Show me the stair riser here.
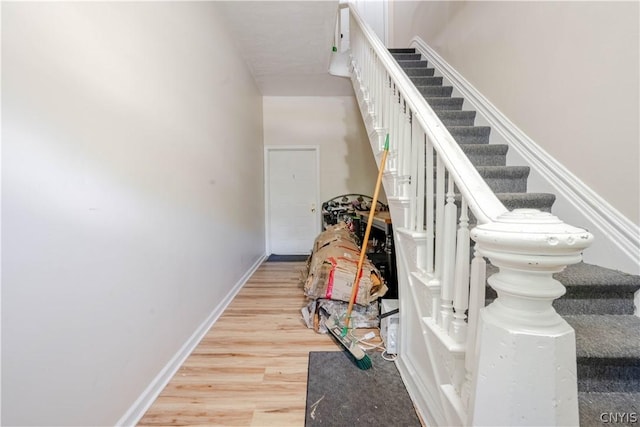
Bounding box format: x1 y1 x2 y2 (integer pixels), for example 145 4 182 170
389 48 416 54
434 175 528 194
431 146 508 166
404 68 436 77
425 97 464 111
448 128 491 145
433 154 506 167
486 295 636 316
417 86 453 97
500 196 555 212
437 111 477 126
577 361 640 392
463 154 506 167
410 76 443 87
392 53 421 61
398 60 429 68
483 177 527 193
554 298 637 316
457 146 509 166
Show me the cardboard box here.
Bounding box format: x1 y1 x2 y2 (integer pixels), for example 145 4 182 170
304 221 388 306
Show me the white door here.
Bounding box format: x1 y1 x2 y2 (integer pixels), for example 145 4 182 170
266 147 320 255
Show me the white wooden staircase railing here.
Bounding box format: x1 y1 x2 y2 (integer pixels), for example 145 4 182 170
340 3 594 426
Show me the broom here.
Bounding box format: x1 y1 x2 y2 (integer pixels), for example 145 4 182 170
326 134 390 370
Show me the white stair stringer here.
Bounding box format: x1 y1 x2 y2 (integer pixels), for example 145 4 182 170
382 151 398 177
382 170 396 201
368 127 387 153
387 196 410 228
394 227 465 426
350 58 381 133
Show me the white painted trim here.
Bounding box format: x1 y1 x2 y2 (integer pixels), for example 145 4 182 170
116 253 267 427
264 145 321 255
396 354 443 427
410 36 640 274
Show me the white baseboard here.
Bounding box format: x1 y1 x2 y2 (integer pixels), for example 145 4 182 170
116 253 267 426
410 37 640 274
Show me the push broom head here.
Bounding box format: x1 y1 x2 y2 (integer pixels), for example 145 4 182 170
325 314 372 370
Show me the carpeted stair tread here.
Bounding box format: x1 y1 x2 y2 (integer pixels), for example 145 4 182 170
425 97 464 110
476 165 530 178
404 68 436 77
496 192 556 212
577 360 640 393
553 263 640 314
568 314 640 393
448 126 491 144
436 166 529 193
388 48 416 54
397 59 429 68
564 315 640 359
410 76 443 87
579 392 640 426
436 110 477 126
458 144 508 166
416 85 453 97
555 262 640 289
476 167 530 194
554 297 637 315
391 53 421 61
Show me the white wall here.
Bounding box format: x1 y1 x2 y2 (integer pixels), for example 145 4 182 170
1 3 264 425
352 0 389 45
391 1 640 226
263 96 385 203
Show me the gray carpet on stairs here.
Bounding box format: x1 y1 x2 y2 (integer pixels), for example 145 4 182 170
411 76 443 86
390 47 640 422
436 110 476 126
459 144 508 166
404 68 435 77
567 314 640 360
579 392 640 427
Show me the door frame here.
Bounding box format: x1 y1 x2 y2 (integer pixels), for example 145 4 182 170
264 145 321 255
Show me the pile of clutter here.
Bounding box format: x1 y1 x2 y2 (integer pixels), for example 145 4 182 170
301 222 388 333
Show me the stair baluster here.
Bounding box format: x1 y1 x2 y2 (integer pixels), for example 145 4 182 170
461 247 487 412
425 135 435 275
440 178 457 332
452 199 470 344
434 157 446 326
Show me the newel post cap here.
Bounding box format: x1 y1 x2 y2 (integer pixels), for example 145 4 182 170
471 209 593 266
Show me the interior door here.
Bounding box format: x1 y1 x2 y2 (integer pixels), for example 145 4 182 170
266 147 320 255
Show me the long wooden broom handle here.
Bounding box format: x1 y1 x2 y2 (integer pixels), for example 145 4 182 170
344 135 390 329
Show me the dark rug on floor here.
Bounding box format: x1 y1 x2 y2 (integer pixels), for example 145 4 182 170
305 351 421 426
266 254 308 262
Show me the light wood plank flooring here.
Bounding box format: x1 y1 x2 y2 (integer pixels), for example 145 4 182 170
138 261 374 426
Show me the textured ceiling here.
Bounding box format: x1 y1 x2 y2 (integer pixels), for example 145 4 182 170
217 1 353 96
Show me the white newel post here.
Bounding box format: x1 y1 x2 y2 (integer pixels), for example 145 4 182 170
469 209 593 426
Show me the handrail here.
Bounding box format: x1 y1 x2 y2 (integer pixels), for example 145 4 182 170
347 3 508 224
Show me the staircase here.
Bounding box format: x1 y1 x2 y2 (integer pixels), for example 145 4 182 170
390 47 640 426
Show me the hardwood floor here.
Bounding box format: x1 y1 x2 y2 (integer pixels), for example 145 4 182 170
138 261 371 426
